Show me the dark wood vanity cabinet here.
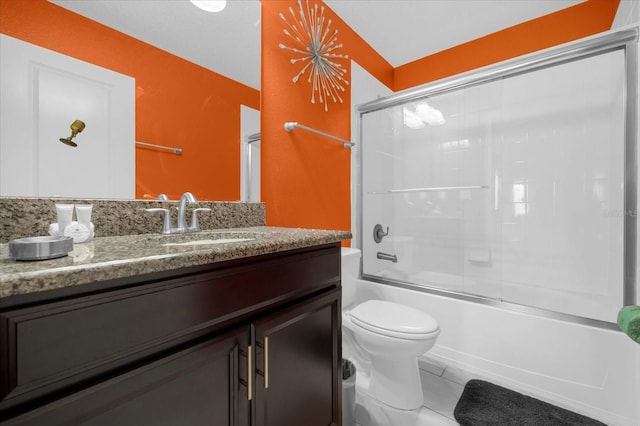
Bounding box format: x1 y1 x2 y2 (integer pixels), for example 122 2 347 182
252 289 340 426
0 244 342 425
1 327 251 425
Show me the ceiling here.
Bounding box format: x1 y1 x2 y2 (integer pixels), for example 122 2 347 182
325 0 585 67
52 0 262 88
51 0 585 90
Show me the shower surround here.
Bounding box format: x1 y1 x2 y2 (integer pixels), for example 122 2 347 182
354 28 640 425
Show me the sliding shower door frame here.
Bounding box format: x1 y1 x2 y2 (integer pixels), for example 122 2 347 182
356 26 639 330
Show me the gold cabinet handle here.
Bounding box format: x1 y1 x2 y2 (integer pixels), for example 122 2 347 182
239 345 253 401
247 345 253 401
255 338 270 390
264 337 269 389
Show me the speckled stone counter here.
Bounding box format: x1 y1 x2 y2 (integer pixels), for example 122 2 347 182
0 227 351 298
0 197 265 243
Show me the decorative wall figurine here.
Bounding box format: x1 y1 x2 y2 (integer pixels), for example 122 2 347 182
279 0 349 112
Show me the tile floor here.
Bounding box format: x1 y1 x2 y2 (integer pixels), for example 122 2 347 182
352 356 466 426
351 355 614 425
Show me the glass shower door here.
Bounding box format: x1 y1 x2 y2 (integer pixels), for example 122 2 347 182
360 48 627 323
362 84 502 300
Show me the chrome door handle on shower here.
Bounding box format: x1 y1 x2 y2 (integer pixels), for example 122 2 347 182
377 252 398 263
373 224 389 243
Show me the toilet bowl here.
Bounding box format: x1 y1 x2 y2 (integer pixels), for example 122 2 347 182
341 248 440 411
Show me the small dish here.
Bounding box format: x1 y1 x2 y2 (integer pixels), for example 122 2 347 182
8 236 74 261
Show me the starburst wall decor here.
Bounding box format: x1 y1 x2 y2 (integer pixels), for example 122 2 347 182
279 0 349 112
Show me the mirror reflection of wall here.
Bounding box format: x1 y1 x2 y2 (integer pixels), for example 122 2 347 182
240 106 261 202
0 0 261 201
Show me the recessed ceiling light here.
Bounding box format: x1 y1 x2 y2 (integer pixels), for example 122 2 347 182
190 0 227 13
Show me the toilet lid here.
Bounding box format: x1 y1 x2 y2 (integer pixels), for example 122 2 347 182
349 300 439 338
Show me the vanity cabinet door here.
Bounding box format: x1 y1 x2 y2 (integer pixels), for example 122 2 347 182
252 288 341 426
5 328 250 426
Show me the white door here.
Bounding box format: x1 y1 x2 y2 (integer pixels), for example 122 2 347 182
0 34 135 198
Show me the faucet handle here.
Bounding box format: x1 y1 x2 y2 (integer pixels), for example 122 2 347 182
189 208 211 232
145 208 172 234
373 224 389 243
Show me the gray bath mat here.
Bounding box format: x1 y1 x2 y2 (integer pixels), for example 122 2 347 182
454 379 607 426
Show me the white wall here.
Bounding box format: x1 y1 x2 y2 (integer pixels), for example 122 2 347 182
612 0 640 28
350 61 393 247
613 0 640 313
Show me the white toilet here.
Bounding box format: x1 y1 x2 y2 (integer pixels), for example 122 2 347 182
341 248 440 411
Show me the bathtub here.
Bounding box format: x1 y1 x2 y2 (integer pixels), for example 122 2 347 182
352 277 640 426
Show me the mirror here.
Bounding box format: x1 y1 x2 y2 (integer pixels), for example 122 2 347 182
0 0 261 201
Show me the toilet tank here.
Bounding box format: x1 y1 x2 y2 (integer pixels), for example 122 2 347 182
341 248 361 308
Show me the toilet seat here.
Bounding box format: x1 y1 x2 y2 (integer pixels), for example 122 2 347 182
349 300 440 340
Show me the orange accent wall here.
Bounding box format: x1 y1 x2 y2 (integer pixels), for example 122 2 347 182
260 0 392 235
2 0 620 236
0 0 259 201
395 0 620 90
260 0 619 241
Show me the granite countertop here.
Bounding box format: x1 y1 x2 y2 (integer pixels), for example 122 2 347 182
0 226 351 298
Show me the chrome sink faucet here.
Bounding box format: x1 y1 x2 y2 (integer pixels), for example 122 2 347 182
145 192 211 234
177 191 197 231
